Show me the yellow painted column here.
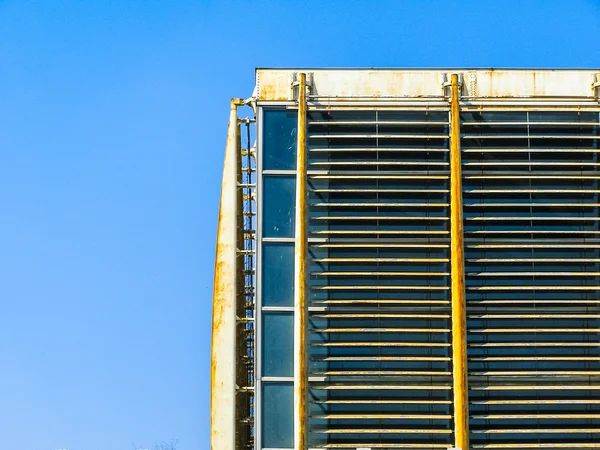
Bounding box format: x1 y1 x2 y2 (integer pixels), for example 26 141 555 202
211 98 244 450
293 73 308 450
449 74 469 450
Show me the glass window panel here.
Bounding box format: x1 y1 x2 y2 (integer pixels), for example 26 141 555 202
262 383 293 448
263 109 297 170
262 312 293 377
263 176 295 238
262 243 294 307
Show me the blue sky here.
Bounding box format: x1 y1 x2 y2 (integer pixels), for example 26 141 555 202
0 1 598 449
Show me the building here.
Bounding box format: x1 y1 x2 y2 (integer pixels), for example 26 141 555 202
211 69 600 450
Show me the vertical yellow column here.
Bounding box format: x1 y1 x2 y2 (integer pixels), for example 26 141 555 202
450 74 469 450
211 98 244 450
294 73 308 450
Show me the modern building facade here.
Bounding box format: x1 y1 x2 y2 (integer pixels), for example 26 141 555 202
211 69 600 450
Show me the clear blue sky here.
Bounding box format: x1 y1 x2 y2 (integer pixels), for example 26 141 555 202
0 1 598 449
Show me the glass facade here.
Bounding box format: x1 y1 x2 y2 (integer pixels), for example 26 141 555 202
262 382 294 448
263 109 298 171
261 243 294 307
260 109 297 449
255 101 600 449
262 176 296 238
262 312 294 376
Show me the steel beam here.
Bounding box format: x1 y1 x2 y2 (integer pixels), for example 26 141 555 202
293 73 308 450
449 73 469 450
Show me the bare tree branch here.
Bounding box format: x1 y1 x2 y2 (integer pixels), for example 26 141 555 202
153 439 178 450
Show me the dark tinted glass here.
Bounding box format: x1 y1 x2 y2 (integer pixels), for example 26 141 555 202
263 176 295 238
262 243 294 307
262 312 293 376
263 109 297 170
262 383 293 448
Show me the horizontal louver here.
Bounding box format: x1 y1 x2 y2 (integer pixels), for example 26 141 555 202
308 110 454 450
463 110 600 450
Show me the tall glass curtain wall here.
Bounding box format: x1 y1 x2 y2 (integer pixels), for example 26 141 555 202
259 107 454 449
258 107 600 449
260 109 297 448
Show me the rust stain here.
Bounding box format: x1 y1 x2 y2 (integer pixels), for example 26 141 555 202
259 82 277 101
293 73 308 450
210 98 242 450
255 69 600 101
256 70 289 100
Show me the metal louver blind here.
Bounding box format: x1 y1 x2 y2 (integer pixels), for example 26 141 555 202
462 110 600 449
307 109 455 449
303 107 600 450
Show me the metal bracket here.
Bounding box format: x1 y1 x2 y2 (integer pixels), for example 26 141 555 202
291 72 314 100
442 73 464 98
593 74 600 99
